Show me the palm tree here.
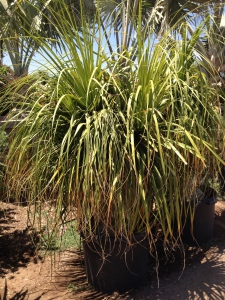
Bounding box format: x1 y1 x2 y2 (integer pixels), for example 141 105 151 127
195 4 225 88
0 0 97 77
0 0 48 76
84 1 224 64
107 0 225 87
155 1 225 88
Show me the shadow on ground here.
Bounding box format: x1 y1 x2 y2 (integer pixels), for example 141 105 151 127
0 205 39 277
151 244 225 300
0 201 225 300
0 207 19 234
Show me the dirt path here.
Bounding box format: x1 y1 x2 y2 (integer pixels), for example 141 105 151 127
0 201 225 300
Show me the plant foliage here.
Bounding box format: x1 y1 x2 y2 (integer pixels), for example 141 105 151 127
2 1 224 249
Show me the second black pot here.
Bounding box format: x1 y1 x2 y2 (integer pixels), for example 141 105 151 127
181 194 217 245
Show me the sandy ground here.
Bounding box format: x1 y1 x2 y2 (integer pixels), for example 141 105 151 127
0 200 225 300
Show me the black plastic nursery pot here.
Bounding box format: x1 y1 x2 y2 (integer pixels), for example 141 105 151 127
82 233 149 294
181 193 217 245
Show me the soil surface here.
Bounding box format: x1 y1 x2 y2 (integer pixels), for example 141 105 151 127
0 200 225 300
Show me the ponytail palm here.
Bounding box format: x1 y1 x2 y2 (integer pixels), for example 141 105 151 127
4 2 224 248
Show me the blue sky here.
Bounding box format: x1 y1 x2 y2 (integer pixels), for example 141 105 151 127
3 52 48 73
